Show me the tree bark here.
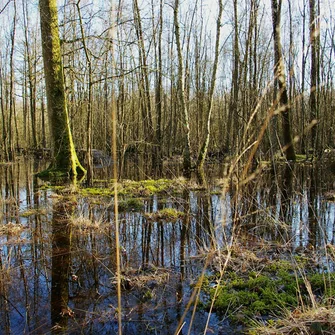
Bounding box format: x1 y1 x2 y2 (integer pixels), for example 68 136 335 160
300 0 308 154
8 0 17 160
0 65 8 161
225 0 239 153
76 0 93 185
22 0 38 149
152 0 163 168
196 0 223 168
38 0 85 178
133 0 153 145
173 0 192 172
309 0 319 155
271 0 296 161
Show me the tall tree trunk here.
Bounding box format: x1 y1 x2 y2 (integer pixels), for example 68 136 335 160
22 0 38 149
196 0 223 168
309 0 319 156
38 0 86 178
133 0 153 146
0 59 8 160
301 0 307 154
76 0 93 185
173 0 192 172
271 0 296 161
8 0 17 160
225 0 239 154
41 95 47 148
152 0 163 168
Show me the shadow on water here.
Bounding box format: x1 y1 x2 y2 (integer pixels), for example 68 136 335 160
0 158 335 334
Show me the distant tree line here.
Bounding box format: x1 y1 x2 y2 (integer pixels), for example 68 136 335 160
0 0 334 169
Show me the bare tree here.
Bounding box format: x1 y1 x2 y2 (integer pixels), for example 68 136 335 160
133 0 153 147
309 0 319 155
0 53 7 160
173 0 192 172
271 0 296 161
196 0 223 168
22 0 38 150
225 0 240 154
76 0 94 185
152 0 164 167
1 0 335 168
8 0 18 160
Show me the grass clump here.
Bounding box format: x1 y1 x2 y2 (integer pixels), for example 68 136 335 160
0 222 25 236
120 178 186 197
20 208 47 217
249 307 335 335
204 258 335 325
144 208 184 222
76 178 187 198
118 198 144 212
39 184 66 192
81 187 113 197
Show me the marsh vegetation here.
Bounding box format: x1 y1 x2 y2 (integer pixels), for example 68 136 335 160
1 0 335 333
1 157 335 334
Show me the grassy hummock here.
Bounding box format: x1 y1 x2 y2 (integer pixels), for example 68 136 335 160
75 178 188 197
144 208 185 222
202 244 335 331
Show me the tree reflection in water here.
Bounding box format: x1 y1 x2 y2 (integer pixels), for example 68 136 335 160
51 196 73 332
0 160 335 334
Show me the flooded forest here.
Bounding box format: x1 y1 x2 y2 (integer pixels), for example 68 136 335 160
1 0 335 334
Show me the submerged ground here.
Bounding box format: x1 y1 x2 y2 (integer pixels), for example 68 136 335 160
1 157 335 334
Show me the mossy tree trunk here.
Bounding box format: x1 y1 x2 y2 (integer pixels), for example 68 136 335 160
38 0 85 178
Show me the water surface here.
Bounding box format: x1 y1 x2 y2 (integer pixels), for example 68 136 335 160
0 158 334 334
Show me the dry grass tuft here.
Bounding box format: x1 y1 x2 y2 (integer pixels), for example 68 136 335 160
0 222 25 236
116 266 171 291
250 306 335 335
70 215 109 233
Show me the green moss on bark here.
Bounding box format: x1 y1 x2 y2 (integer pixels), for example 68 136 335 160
39 0 86 180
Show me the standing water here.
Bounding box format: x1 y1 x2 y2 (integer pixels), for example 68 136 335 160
0 158 334 334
